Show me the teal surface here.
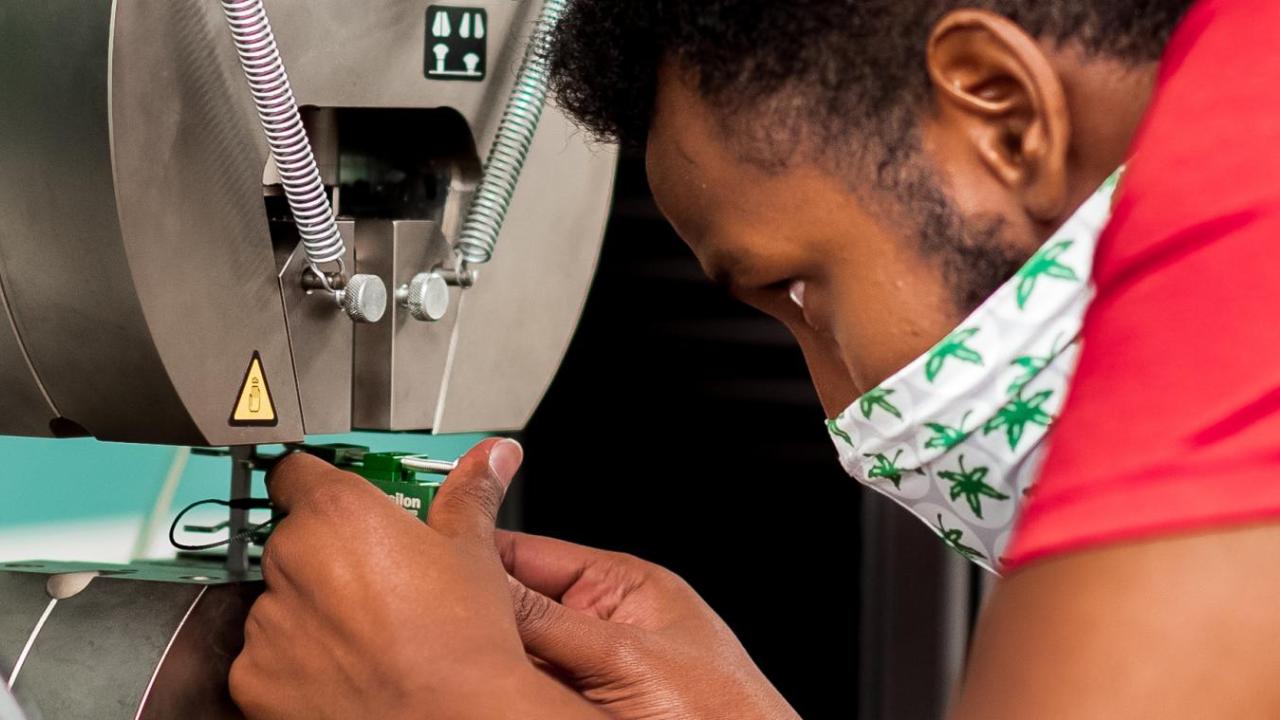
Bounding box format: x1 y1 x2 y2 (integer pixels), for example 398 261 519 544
0 433 488 528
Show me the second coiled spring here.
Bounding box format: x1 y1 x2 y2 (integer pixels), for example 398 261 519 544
456 0 566 266
220 0 345 269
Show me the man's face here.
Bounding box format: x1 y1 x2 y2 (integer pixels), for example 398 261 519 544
645 68 1030 416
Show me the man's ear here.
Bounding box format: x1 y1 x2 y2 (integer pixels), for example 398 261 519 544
926 10 1070 222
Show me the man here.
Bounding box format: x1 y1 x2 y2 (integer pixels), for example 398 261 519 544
232 0 1280 716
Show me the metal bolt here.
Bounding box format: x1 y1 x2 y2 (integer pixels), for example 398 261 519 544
437 267 477 289
400 272 451 322
300 266 345 292
337 274 387 323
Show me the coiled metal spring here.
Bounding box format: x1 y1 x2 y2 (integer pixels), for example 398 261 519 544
220 0 345 272
456 0 566 266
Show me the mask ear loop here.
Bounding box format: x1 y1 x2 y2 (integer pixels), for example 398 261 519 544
168 498 277 552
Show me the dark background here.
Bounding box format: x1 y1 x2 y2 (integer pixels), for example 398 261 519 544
520 151 862 719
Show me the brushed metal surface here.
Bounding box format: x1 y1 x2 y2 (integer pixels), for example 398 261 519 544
267 0 536 116
0 0 616 441
0 565 260 720
265 0 618 432
0 0 305 444
352 221 460 429
109 0 303 444
275 220 355 436
0 572 53 677
0 277 55 437
13 579 200 718
434 112 617 432
0 0 201 443
136 582 256 720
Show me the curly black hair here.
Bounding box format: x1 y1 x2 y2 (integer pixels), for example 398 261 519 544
547 0 1194 173
546 1 1193 314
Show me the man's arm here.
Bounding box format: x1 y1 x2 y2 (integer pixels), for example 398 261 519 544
954 521 1280 719
230 442 607 720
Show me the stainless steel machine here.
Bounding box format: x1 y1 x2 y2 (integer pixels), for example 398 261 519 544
0 0 616 716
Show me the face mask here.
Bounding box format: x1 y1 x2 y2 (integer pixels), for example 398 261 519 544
826 172 1120 574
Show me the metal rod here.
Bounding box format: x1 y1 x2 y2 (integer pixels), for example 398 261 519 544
227 446 254 576
436 268 476 288
300 266 346 291
400 457 458 475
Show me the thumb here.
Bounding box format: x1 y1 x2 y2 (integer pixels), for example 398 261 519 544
428 438 522 540
508 577 632 675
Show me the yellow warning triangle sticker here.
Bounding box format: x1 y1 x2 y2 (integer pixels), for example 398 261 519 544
229 351 278 427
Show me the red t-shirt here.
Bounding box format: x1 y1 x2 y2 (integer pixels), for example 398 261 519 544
1004 0 1280 569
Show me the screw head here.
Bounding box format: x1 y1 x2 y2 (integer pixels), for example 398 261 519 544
405 272 451 322
340 274 387 323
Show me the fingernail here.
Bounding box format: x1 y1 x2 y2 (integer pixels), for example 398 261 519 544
488 439 524 487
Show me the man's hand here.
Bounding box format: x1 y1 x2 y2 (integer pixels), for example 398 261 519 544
230 439 604 720
498 531 800 720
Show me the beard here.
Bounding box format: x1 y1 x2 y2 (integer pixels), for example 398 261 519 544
893 160 1031 316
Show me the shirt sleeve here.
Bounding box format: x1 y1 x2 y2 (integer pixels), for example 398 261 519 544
1003 0 1280 570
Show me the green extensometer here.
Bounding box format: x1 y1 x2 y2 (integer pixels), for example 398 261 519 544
295 443 448 522
178 443 456 550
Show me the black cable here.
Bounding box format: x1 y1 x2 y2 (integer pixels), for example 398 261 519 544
168 498 276 552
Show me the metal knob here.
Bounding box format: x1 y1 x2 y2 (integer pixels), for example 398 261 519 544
401 272 451 322
336 274 387 323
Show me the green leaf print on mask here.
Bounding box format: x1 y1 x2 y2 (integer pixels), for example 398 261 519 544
863 450 920 489
1015 240 1080 309
938 456 1009 519
827 419 854 446
859 387 902 421
924 412 973 451
983 389 1054 452
925 328 984 383
1007 355 1051 397
1008 335 1070 396
935 514 984 562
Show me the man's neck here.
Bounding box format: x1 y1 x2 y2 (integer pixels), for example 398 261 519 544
1051 47 1160 216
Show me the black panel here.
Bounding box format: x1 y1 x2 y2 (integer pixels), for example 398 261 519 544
520 152 862 719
